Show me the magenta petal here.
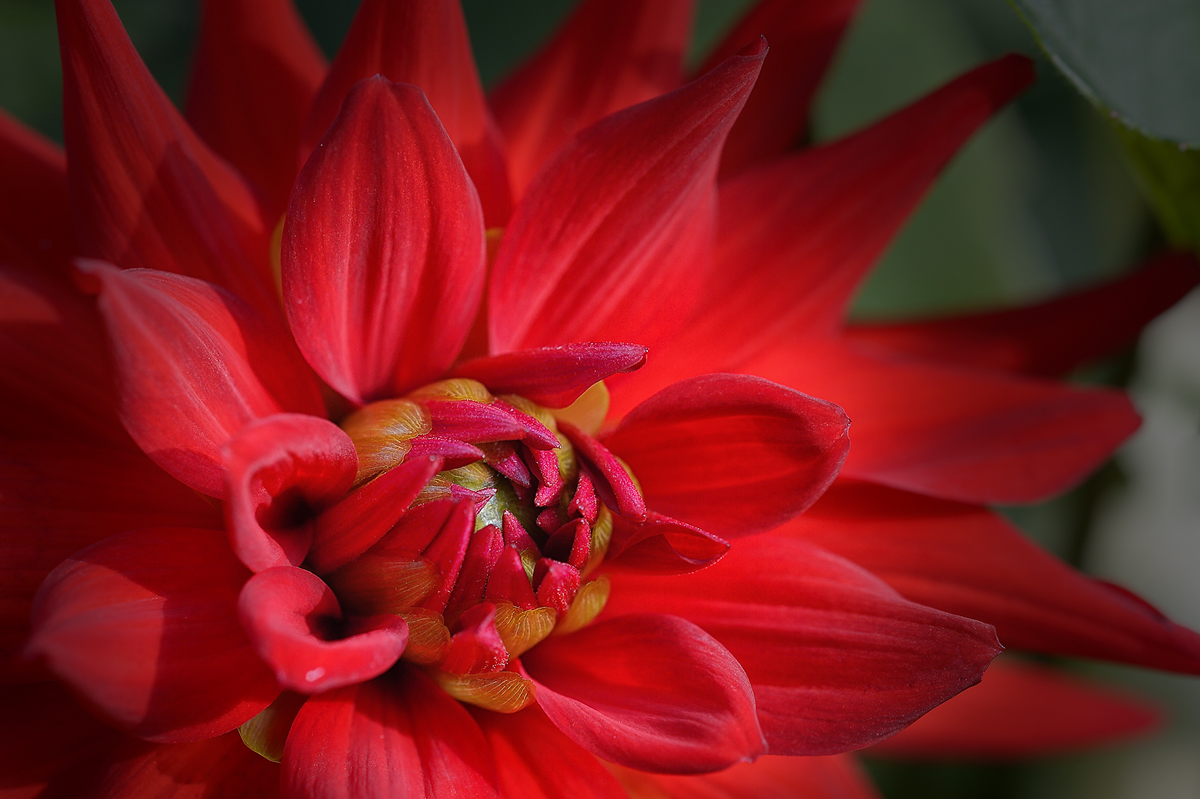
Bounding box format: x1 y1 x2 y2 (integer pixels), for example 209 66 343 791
282 667 498 799
239 566 408 694
604 374 850 538
27 527 278 743
284 76 486 403
605 536 1001 755
451 343 648 408
521 614 766 774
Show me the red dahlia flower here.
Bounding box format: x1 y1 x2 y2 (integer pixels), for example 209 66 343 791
2 0 1200 797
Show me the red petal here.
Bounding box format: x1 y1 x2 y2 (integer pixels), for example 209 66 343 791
490 0 692 195
619 754 881 799
282 667 498 799
788 481 1200 673
55 0 277 313
451 342 648 408
442 603 509 674
559 422 646 520
871 658 1159 759
0 109 76 273
604 537 1001 755
223 414 357 573
186 0 327 217
0 442 219 680
845 250 1200 377
488 41 767 354
284 77 486 403
700 0 863 176
604 511 730 575
82 262 324 497
88 732 281 799
745 339 1139 504
603 374 849 538
475 707 629 799
239 566 408 693
521 614 766 773
27 527 278 743
301 0 510 224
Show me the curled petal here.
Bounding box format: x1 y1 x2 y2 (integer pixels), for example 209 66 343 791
27 527 278 743
284 77 486 403
522 614 766 773
451 342 648 408
605 511 730 575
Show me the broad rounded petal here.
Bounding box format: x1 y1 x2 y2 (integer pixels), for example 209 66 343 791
0 442 220 679
617 754 880 799
488 41 766 354
27 527 279 743
284 77 486 403
475 707 629 799
451 343 648 408
83 263 324 497
604 537 1001 755
89 732 281 799
187 0 327 217
604 374 849 538
788 481 1200 673
55 0 277 312
870 658 1159 759
700 0 863 176
845 251 1200 377
282 668 498 799
301 0 510 224
521 614 766 774
223 414 357 573
490 0 692 194
744 339 1139 504
239 567 408 694
0 109 75 273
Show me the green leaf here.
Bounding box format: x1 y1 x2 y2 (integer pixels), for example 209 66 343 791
1114 127 1200 250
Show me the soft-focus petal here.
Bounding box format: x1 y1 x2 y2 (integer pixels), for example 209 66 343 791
284 76 486 403
521 614 766 773
82 262 324 497
490 0 692 194
617 754 881 799
282 667 498 799
88 732 281 799
870 658 1160 759
488 40 766 354
604 537 1001 755
186 0 327 217
27 527 278 743
603 374 849 538
788 481 1200 673
301 0 510 224
451 342 647 408
0 109 75 272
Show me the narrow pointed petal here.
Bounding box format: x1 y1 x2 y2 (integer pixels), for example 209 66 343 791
89 732 281 799
0 443 219 679
521 614 766 773
845 251 1200 377
788 482 1200 673
701 0 863 176
186 0 327 217
223 414 357 573
27 527 279 743
452 343 648 408
282 668 498 799
82 262 324 497
488 41 767 354
604 537 1001 755
871 658 1159 759
284 77 486 403
745 339 1139 504
603 374 849 538
605 511 730 575
559 422 646 520
475 707 629 799
55 0 277 311
301 0 510 224
618 754 881 799
0 109 75 272
490 0 693 194
239 566 408 693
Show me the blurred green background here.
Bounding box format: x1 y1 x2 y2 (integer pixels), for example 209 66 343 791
2 1 1198 797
